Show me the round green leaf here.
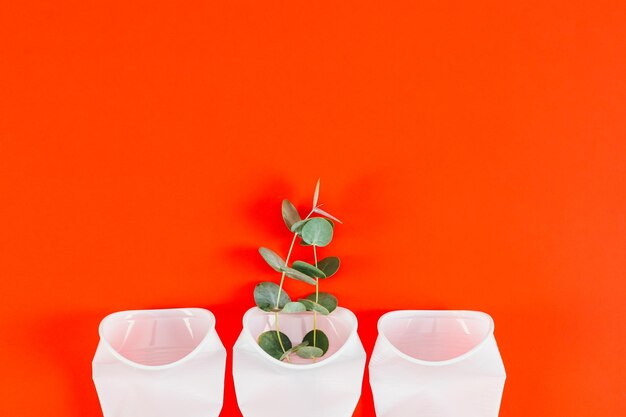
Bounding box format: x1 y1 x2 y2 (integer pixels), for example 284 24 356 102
296 345 324 359
282 199 301 230
292 260 326 278
302 329 329 354
298 298 330 315
305 292 338 313
258 247 286 272
316 257 340 278
282 302 306 313
283 267 317 285
254 282 290 311
301 218 333 247
296 218 333 239
258 331 292 360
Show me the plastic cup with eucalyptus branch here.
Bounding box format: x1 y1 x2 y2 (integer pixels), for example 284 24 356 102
253 179 342 362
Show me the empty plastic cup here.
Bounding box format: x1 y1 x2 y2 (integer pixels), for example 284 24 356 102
93 308 226 417
369 310 506 417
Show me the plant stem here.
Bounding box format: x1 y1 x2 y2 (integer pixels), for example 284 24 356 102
313 244 319 347
275 208 316 308
313 245 319 303
274 311 290 362
274 235 296 358
275 233 298 308
273 208 316 360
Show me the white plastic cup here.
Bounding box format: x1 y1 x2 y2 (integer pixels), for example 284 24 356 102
369 310 506 417
233 307 366 417
92 308 226 417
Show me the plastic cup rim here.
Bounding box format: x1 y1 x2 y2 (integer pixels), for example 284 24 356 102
376 309 495 366
97 307 217 371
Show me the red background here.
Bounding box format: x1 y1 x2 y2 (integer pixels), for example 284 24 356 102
1 1 625 416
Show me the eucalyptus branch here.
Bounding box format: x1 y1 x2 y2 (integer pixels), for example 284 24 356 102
253 179 342 362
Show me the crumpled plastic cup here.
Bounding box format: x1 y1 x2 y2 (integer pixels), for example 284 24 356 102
233 307 366 417
92 308 226 417
369 310 506 417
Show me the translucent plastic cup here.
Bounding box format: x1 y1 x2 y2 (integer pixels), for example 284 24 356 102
369 310 506 417
233 307 366 417
92 308 226 417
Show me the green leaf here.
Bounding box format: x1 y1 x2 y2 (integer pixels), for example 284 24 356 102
258 331 292 360
290 218 311 233
258 247 286 272
254 282 291 311
283 267 317 285
298 298 330 315
301 218 333 247
296 218 333 242
278 341 305 360
302 329 330 354
313 207 343 224
279 341 312 361
279 346 295 361
291 218 334 233
282 301 306 313
312 178 321 208
316 257 340 278
305 292 338 313
292 260 326 278
282 199 301 230
296 346 324 359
